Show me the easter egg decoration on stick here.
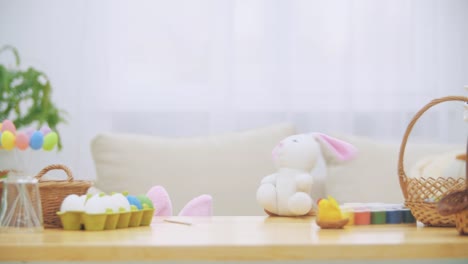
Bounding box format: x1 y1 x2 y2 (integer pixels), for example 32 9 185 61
40 125 52 136
1 131 16 151
0 120 60 184
29 131 44 150
43 132 58 151
1 119 16 134
15 132 29 150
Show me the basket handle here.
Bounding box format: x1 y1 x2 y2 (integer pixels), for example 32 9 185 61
398 96 468 199
35 164 74 182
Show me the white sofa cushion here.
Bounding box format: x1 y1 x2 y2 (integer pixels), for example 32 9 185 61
326 134 461 204
91 123 296 216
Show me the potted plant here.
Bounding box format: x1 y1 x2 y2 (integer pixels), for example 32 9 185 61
0 45 67 150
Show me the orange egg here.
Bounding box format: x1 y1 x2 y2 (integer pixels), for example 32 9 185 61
16 132 29 150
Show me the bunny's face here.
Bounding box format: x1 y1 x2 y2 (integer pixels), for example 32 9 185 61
272 134 321 171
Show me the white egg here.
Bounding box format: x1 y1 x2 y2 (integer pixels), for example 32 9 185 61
79 194 88 205
60 194 85 212
100 195 119 213
84 194 107 214
110 193 131 212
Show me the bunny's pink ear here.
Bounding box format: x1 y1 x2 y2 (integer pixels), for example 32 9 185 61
178 194 213 216
313 133 358 164
147 185 173 217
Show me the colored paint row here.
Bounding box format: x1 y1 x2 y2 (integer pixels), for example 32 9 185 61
341 203 416 225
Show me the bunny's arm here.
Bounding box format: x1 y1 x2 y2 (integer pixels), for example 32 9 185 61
260 173 277 185
295 173 313 192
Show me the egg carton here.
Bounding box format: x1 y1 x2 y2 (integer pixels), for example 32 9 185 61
57 208 155 231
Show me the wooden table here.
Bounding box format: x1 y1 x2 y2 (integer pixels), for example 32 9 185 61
0 216 467 261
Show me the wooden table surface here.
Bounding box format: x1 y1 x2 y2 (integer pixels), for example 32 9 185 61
0 216 467 261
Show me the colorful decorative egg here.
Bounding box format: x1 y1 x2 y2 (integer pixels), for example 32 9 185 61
137 195 154 209
40 125 52 135
29 131 44 150
1 131 16 150
1 119 16 133
15 132 29 150
43 132 58 151
127 195 143 210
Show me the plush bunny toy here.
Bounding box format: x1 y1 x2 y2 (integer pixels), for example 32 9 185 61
256 133 358 216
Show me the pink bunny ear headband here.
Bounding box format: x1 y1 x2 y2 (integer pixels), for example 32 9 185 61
146 185 213 217
312 133 358 163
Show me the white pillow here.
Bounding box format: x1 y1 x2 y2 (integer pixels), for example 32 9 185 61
326 134 460 204
91 123 296 215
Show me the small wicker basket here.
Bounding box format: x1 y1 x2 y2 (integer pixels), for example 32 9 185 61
398 96 467 227
0 164 92 228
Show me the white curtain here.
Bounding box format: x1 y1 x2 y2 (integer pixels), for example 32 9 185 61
1 0 467 179
101 0 468 137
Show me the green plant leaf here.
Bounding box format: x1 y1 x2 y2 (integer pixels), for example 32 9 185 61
0 45 67 150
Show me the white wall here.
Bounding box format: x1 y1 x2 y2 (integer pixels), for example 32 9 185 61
1 0 467 180
0 0 108 179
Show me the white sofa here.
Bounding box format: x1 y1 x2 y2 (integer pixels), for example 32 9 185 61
91 123 296 215
90 123 462 216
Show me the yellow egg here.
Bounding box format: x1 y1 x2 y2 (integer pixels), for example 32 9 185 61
1 131 16 150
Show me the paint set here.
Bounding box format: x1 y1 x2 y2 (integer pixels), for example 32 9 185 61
340 203 416 225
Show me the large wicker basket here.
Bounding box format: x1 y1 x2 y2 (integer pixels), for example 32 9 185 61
398 96 467 227
455 210 468 235
0 164 92 228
